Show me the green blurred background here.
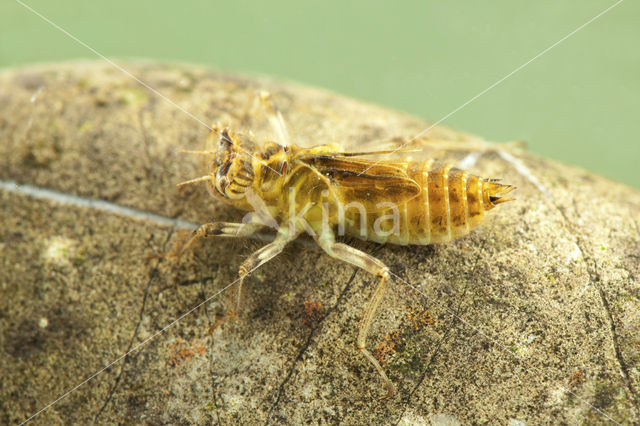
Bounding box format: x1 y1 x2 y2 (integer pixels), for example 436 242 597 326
1 1 638 189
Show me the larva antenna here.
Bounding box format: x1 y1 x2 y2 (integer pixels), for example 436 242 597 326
177 175 212 188
179 149 216 155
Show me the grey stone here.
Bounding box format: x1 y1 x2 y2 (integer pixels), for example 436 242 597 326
0 61 638 425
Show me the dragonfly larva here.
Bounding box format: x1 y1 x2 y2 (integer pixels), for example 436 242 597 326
177 93 515 397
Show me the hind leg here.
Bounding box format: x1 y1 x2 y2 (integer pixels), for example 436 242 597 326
316 237 394 398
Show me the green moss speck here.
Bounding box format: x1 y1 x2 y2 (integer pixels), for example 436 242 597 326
119 88 147 106
78 121 93 133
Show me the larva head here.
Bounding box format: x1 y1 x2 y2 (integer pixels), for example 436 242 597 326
206 128 258 201
178 127 290 208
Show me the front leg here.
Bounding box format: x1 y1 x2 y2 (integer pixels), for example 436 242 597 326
177 221 263 258
316 236 394 398
257 91 290 147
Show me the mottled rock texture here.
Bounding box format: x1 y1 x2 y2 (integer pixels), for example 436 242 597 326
1 62 638 425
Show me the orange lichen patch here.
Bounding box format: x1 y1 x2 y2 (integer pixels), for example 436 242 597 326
302 301 323 327
569 370 585 387
169 338 206 366
304 300 322 316
376 330 402 364
406 307 435 330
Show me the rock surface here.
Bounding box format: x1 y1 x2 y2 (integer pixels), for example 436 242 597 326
0 61 638 425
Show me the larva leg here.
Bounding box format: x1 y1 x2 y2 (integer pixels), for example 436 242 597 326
412 137 525 153
358 136 524 156
257 91 291 147
235 227 298 314
317 239 394 398
176 221 263 258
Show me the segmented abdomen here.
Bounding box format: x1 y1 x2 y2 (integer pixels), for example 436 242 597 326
366 160 513 245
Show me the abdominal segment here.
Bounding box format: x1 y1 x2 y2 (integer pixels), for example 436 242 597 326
337 161 512 245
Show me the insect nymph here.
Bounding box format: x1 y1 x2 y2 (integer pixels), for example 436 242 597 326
178 94 514 397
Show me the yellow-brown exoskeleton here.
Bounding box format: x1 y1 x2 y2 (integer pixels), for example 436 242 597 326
178 94 515 397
